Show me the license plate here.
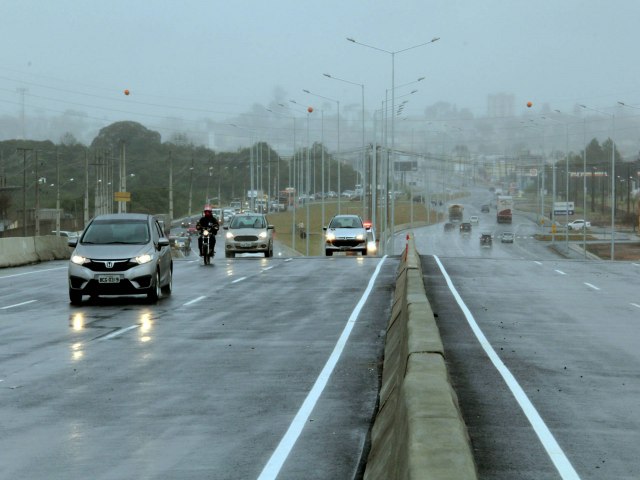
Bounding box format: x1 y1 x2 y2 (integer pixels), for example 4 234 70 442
98 275 120 284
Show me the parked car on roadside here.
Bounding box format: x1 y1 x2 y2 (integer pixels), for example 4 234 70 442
567 219 591 230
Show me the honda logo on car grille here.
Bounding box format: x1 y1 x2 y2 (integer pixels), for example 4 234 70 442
105 261 115 269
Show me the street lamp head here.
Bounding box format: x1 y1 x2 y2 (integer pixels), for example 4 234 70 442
303 89 310 93
346 37 355 43
617 101 626 106
431 37 440 42
322 73 332 78
417 77 426 81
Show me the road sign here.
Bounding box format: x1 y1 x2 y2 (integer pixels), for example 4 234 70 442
114 191 131 202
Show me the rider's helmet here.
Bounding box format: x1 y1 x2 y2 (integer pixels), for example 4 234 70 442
203 204 213 215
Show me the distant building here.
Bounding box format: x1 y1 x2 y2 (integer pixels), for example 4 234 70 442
487 93 515 118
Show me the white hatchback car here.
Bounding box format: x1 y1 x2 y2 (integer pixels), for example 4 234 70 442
323 214 369 256
470 215 479 224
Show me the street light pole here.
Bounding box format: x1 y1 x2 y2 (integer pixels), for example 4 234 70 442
555 109 588 256
347 36 439 253
322 74 367 220
301 90 341 215
617 101 640 235
580 104 616 261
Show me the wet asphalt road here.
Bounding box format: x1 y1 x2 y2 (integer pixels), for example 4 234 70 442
405 193 640 480
0 251 398 480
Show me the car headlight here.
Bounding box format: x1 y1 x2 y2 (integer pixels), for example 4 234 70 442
258 231 267 239
355 234 364 241
71 254 89 265
134 254 153 264
226 231 235 239
326 231 336 241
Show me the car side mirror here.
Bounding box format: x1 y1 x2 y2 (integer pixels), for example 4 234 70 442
158 238 170 248
68 239 78 248
223 226 229 230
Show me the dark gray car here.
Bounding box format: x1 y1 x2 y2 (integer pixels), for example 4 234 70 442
67 213 173 304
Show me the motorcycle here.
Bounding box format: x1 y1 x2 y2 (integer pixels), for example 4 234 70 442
200 225 218 265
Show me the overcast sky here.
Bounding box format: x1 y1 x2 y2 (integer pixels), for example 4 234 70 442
2 0 640 146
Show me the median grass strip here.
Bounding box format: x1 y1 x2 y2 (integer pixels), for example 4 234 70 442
267 200 442 256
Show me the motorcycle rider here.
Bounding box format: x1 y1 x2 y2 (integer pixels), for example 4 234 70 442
196 205 220 256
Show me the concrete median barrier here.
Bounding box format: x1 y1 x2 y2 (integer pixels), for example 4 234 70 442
0 236 71 268
364 234 477 479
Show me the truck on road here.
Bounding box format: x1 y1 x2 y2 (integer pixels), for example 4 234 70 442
496 195 513 224
448 204 464 223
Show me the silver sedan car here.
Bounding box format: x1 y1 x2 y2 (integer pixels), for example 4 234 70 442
223 213 274 258
67 213 173 304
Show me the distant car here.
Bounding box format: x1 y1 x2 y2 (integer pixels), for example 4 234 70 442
169 233 191 255
223 212 274 258
52 230 79 240
323 214 368 256
500 231 515 243
481 204 490 213
469 215 479 224
365 224 378 256
480 233 493 247
444 222 455 232
67 213 173 305
567 219 591 230
459 222 472 235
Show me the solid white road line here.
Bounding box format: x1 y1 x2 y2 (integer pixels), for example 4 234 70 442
0 267 66 279
554 270 567 275
97 325 139 341
1 300 37 310
231 276 247 284
434 255 581 480
584 282 600 291
257 255 388 480
631 303 640 309
183 296 207 306
534 261 543 265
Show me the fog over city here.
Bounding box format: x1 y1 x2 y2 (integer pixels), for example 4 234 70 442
2 0 640 159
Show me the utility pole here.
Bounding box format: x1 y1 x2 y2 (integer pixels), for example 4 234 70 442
84 149 89 227
118 141 127 213
169 151 174 226
34 150 40 236
16 147 32 236
188 156 194 217
17 87 27 140
55 150 60 235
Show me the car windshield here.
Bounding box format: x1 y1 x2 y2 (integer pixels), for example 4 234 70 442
230 216 265 229
330 217 362 228
81 220 149 244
